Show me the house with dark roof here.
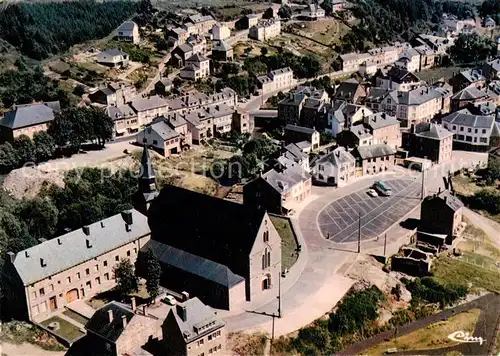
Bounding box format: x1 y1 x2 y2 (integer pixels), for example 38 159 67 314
243 162 312 214
212 40 233 62
161 297 226 355
180 53 210 80
483 58 500 81
451 86 491 112
147 185 282 309
351 143 396 175
90 82 137 107
441 110 500 151
106 104 139 136
117 21 139 44
336 123 374 148
0 101 60 142
3 210 150 322
284 124 320 150
449 69 486 93
327 101 373 137
136 119 181 157
334 78 367 104
171 44 194 68
155 77 173 95
312 147 356 186
420 189 464 244
96 48 129 68
375 66 421 91
402 123 453 163
86 300 161 356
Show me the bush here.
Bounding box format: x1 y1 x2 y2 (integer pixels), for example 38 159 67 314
388 309 413 326
403 277 467 308
297 326 329 350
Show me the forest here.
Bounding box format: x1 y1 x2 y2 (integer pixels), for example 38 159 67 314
338 0 476 53
0 1 138 59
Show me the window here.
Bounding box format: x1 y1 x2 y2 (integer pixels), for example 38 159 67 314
85 268 90 275
50 284 54 292
86 281 92 289
96 277 101 285
77 272 81 280
104 273 110 281
480 137 488 143
453 125 456 130
474 128 478 134
66 277 71 284
39 288 45 296
460 127 464 132
467 128 472 133
457 135 464 141
32 291 37 300
263 231 269 242
482 129 487 134
197 339 204 347
474 137 477 142
127 250 131 257
115 255 119 262
262 248 271 269
153 140 158 145
465 136 472 142
103 260 108 267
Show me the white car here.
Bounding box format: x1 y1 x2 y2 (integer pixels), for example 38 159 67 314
367 189 378 197
163 295 177 305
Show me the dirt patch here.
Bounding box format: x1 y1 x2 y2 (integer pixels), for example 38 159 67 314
228 331 269 356
0 321 66 352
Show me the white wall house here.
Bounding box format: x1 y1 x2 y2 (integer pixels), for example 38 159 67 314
312 147 356 186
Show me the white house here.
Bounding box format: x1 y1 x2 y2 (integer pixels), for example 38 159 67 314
96 49 129 68
117 21 140 44
180 54 210 80
441 110 500 150
395 48 421 72
312 147 356 186
212 23 231 41
301 3 326 20
327 102 373 137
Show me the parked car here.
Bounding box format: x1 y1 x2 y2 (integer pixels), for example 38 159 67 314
367 189 378 197
163 295 177 305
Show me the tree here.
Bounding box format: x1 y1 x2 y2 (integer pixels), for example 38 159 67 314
485 160 500 185
17 197 58 241
73 85 85 97
260 47 269 57
33 131 56 162
449 33 497 64
136 249 162 302
0 142 19 172
262 7 274 19
114 259 138 296
13 135 36 164
278 5 293 19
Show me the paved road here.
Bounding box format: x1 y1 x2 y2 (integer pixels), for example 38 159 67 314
340 293 500 355
223 151 487 335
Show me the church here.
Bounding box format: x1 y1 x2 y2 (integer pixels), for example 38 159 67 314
135 146 282 310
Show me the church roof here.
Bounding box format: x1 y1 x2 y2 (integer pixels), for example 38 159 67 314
140 146 155 180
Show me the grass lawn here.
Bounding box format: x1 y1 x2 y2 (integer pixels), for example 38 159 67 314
270 215 299 272
40 316 85 343
418 66 467 83
62 310 89 326
228 332 268 356
362 308 481 355
432 256 500 293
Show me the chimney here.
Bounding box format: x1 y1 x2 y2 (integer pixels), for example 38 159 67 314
40 258 46 267
176 305 187 322
7 251 15 263
181 291 190 301
25 251 30 258
108 309 114 323
121 211 133 225
86 239 92 248
131 297 136 312
438 187 441 194
82 226 90 235
142 305 147 315
57 238 62 245
126 224 131 232
101 221 105 228
122 315 127 328
443 195 447 203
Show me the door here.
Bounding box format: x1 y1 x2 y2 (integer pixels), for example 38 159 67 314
66 289 79 303
49 296 57 311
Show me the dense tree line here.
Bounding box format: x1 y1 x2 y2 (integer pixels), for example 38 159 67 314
338 0 475 53
402 277 467 308
0 1 138 59
448 33 497 64
0 63 69 109
243 52 322 79
0 107 113 173
480 0 500 17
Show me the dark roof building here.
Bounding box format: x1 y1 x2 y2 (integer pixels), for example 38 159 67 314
334 78 366 104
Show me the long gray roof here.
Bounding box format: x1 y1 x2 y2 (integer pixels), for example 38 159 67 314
144 239 244 288
131 95 168 112
354 143 395 159
262 165 311 194
285 124 317 135
11 210 150 285
442 111 495 129
117 21 137 32
388 86 450 106
0 102 59 129
451 86 488 101
364 112 399 130
416 124 453 140
150 120 180 141
316 147 355 168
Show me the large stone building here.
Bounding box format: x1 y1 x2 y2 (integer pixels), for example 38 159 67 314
145 184 282 310
3 210 150 322
130 95 169 127
402 123 453 163
249 19 281 41
311 147 356 186
0 101 60 142
257 67 295 95
352 144 396 175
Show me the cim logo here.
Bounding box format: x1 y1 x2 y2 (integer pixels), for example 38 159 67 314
448 330 485 345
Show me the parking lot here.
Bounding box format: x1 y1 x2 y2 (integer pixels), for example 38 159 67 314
317 179 421 243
